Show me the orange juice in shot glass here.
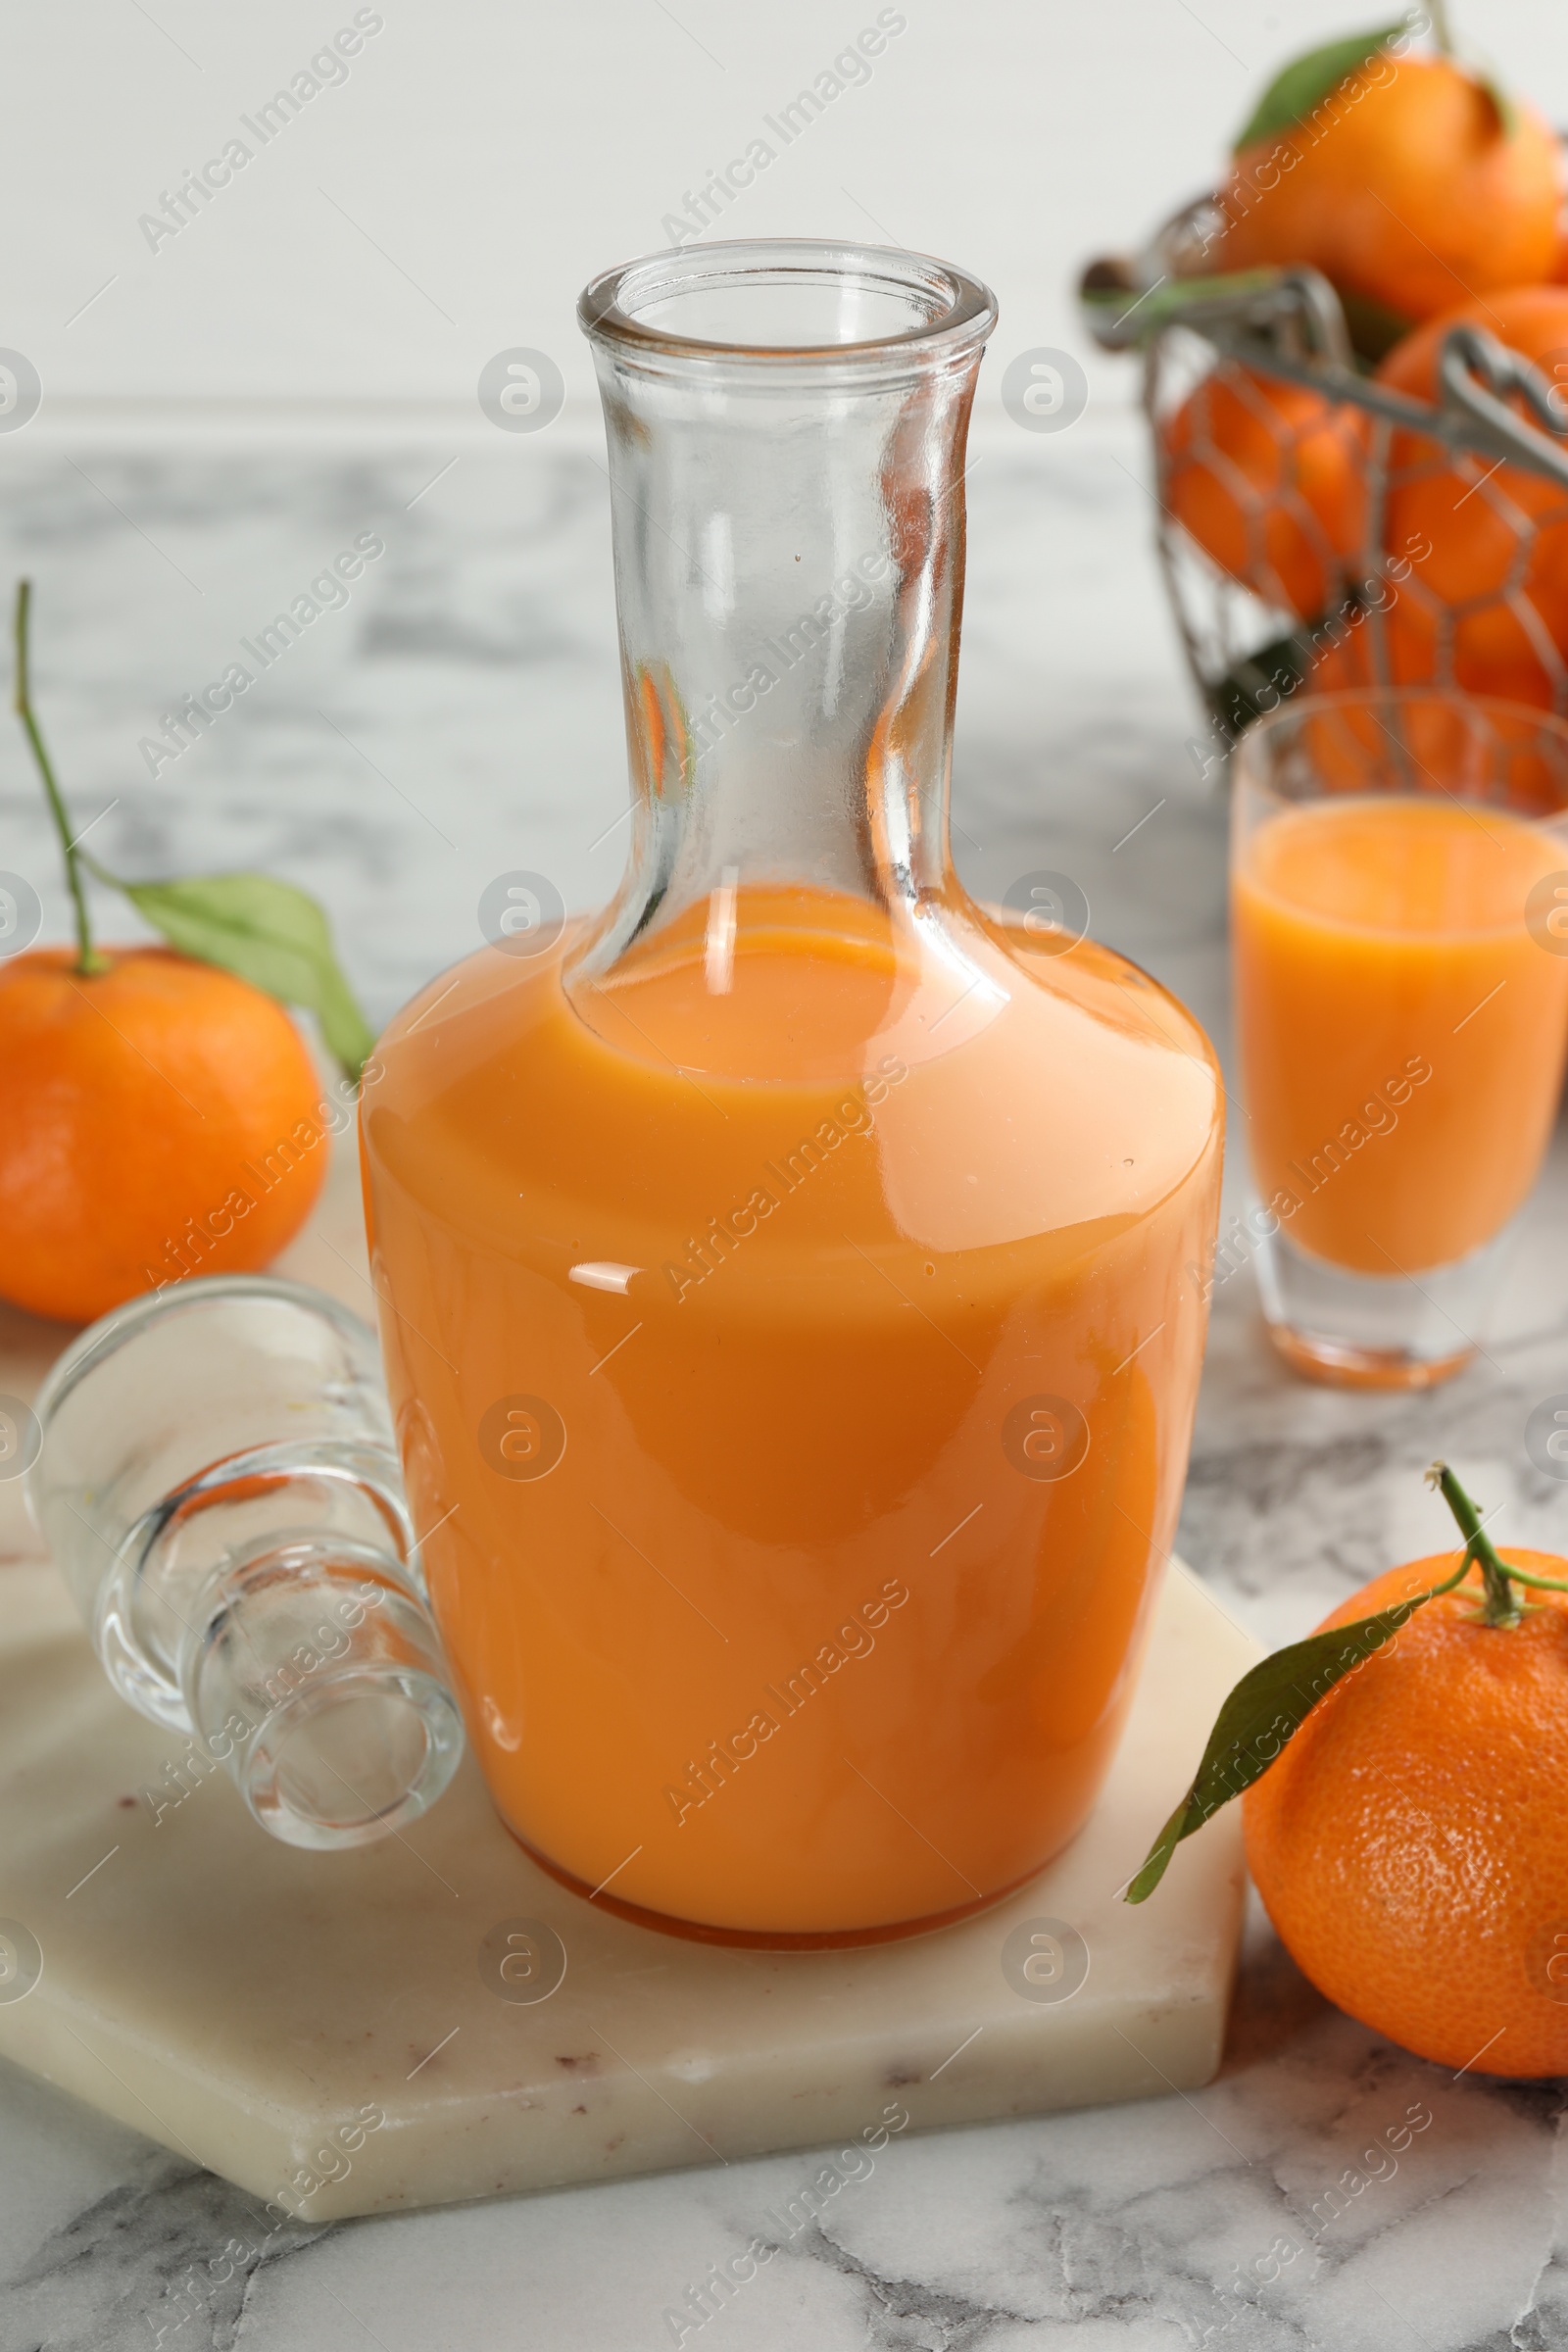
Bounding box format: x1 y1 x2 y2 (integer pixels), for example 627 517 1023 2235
1231 689 1568 1388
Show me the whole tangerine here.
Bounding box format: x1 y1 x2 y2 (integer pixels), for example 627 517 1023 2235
1375 286 1568 708
1162 363 1368 618
1214 54 1561 347
0 946 330 1323
1244 1546 1568 2079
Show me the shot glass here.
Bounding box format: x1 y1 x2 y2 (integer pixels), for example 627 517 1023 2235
1231 687 1568 1388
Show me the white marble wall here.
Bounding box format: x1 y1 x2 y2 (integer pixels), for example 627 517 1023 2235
12 0 1568 430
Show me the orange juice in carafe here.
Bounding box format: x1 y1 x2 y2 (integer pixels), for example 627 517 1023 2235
361 242 1224 1943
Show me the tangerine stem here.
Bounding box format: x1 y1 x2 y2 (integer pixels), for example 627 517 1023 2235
13 579 105 976
1414 1552 1478 1603
1427 0 1454 56
1428 1461 1522 1626
1482 1562 1568 1594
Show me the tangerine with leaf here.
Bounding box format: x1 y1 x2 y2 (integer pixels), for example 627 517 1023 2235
1210 24 1561 359
0 581 375 1324
1131 1464 1568 2079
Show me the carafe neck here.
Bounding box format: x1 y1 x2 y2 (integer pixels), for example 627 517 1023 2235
570 242 996 991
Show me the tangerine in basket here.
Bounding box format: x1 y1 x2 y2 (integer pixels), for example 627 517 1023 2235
1214 53 1561 352
1162 363 1367 618
1297 623 1374 698
1375 287 1568 709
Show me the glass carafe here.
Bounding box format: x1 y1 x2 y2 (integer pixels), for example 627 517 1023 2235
361 239 1223 1944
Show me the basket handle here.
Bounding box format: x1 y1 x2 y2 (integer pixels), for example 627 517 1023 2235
1080 255 1568 491
1435 325 1568 484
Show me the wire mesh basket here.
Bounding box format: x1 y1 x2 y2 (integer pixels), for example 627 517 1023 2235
1080 197 1568 759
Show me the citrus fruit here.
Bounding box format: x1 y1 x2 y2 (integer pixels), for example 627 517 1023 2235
0 946 330 1323
1162 363 1368 617
1298 620 1375 696
1375 286 1568 708
1214 55 1561 349
1243 1546 1568 2078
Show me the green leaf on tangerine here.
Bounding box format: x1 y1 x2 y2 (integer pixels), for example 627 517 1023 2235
1234 24 1407 150
1124 1590 1431 1903
122 870 376 1084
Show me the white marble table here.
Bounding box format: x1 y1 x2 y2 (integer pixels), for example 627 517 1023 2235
4 414 1567 2349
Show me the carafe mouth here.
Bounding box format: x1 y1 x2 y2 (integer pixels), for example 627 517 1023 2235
578 238 997 378
568 234 999 1054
